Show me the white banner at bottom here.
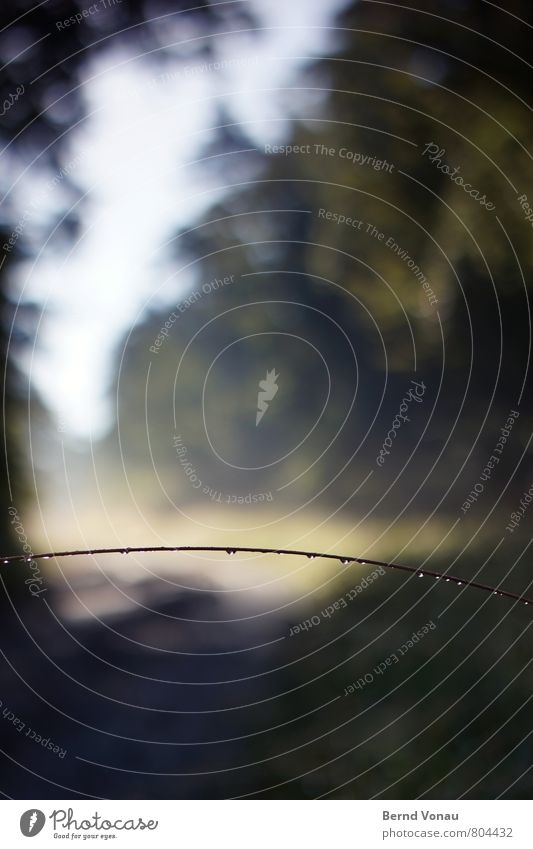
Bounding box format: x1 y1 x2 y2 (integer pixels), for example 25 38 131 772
0 799 529 848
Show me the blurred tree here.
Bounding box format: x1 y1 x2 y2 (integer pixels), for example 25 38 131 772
0 0 255 599
106 0 533 520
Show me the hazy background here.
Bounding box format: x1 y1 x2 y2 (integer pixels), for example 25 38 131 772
0 0 532 799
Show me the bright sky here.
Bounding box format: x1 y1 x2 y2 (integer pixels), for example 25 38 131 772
16 0 348 438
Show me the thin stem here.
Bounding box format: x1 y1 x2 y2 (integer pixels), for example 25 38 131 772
1 545 531 606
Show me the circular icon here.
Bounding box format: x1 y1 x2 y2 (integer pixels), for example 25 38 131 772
20 810 46 837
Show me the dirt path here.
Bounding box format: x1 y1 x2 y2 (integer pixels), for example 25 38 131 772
0 578 289 799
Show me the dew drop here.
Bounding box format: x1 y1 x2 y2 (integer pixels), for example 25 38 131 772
226 549 236 556
341 558 350 565
418 573 424 578
445 578 450 582
307 554 316 560
458 582 462 586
